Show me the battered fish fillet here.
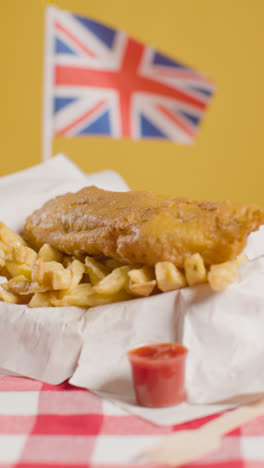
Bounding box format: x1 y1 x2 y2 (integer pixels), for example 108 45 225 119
23 186 264 267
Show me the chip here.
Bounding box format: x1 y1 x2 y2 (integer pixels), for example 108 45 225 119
128 266 155 284
50 283 94 307
0 288 19 304
13 245 37 266
32 258 72 290
38 243 63 263
3 275 31 296
94 266 130 296
5 261 32 280
67 259 86 288
155 262 187 292
0 240 13 259
129 280 156 297
128 266 156 297
28 292 55 308
0 255 5 269
208 261 238 291
85 256 110 285
184 253 207 286
0 222 27 247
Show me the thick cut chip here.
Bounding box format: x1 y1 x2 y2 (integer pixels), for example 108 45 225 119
0 247 6 261
0 289 19 304
129 280 156 297
94 266 130 296
38 243 63 262
0 240 13 259
0 255 5 269
13 246 37 266
51 285 132 308
208 261 238 291
128 266 155 284
0 222 27 247
42 262 71 290
5 271 50 296
67 259 86 288
5 261 32 280
80 289 132 307
85 256 110 285
31 258 44 284
128 266 156 297
184 253 207 286
3 275 31 296
29 282 50 294
50 283 94 307
155 262 187 292
32 258 72 290
86 290 132 306
28 292 55 308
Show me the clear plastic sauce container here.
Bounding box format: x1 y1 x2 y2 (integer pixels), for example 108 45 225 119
128 342 188 408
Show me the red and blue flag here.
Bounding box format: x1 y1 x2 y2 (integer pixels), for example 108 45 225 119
43 6 215 158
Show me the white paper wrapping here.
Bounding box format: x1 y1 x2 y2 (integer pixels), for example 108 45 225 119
0 153 129 232
243 225 264 259
1 154 264 426
70 292 233 424
181 256 264 404
0 302 85 384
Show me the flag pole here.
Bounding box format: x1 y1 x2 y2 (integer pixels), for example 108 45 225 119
42 5 56 161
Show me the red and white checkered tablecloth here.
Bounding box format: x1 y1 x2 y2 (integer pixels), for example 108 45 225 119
0 376 264 468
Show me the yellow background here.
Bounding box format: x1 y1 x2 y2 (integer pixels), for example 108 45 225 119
1 0 264 204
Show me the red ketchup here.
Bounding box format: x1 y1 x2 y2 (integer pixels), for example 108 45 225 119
128 343 188 408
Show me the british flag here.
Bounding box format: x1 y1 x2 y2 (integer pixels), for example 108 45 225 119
44 6 215 151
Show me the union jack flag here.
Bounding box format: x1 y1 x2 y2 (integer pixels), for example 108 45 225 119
43 6 215 159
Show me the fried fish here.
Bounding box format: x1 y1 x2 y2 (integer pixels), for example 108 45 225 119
23 186 264 267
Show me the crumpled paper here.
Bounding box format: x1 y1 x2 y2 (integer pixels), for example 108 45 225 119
0 154 129 233
1 154 264 426
69 291 234 424
179 256 264 404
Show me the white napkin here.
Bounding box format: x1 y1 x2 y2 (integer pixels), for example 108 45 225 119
70 292 234 424
181 256 264 404
0 154 264 426
243 225 264 259
0 153 129 232
0 302 85 383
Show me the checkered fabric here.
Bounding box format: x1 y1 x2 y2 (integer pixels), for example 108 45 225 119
0 376 263 467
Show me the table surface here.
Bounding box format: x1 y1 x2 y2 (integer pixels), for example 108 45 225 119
0 375 263 468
